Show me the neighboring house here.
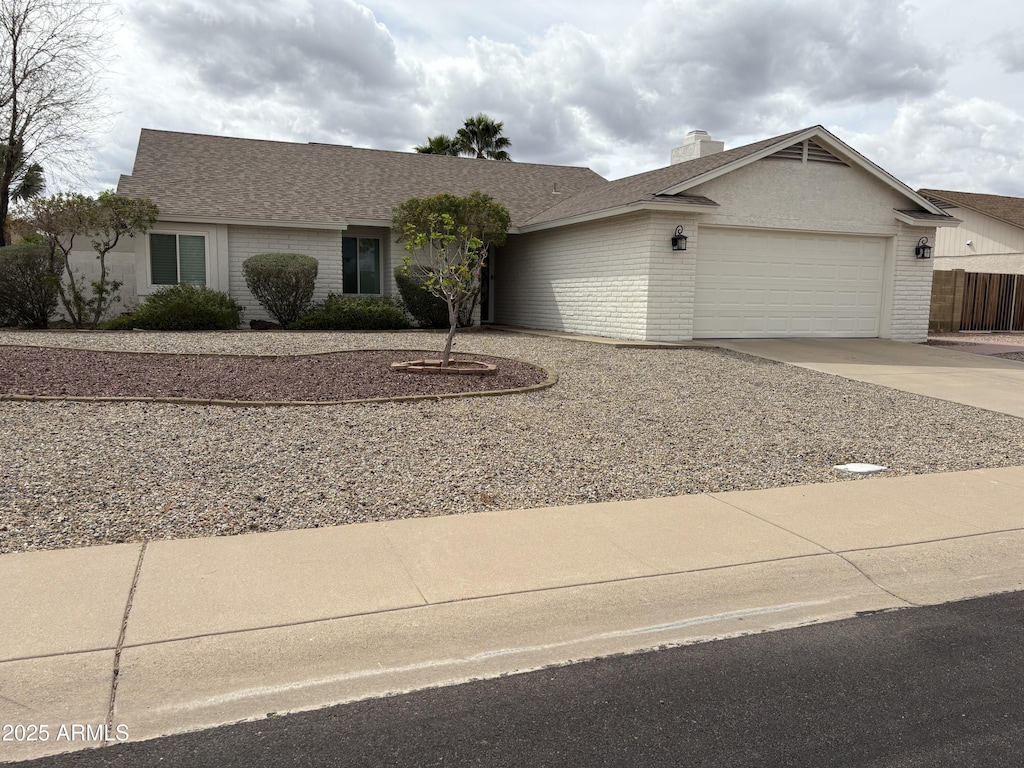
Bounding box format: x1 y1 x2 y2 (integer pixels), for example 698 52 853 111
919 189 1024 275
111 124 957 342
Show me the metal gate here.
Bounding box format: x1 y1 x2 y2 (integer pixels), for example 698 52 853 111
961 272 1024 331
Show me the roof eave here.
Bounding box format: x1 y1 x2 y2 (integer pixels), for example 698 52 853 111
893 210 962 228
518 199 720 233
155 214 351 231
919 190 1024 232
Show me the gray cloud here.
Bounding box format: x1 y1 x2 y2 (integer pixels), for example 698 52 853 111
123 0 426 151
133 0 413 97
89 0 1019 196
621 0 946 139
845 94 1024 195
991 28 1024 73
407 0 950 176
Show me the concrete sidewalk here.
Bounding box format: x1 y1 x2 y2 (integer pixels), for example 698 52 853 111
2 468 1022 762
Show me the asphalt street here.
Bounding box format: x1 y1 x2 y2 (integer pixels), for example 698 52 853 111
9 590 1023 767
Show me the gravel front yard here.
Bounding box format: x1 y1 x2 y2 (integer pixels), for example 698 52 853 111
3 329 1024 554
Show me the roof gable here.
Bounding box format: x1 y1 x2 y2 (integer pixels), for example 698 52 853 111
658 126 943 216
522 126 949 230
117 129 609 228
919 189 1024 230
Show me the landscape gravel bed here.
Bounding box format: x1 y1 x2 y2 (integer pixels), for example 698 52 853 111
0 346 546 402
3 329 1024 554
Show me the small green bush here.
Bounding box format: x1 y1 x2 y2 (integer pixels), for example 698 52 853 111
0 243 60 328
99 285 243 331
290 294 410 330
242 252 318 327
393 266 450 328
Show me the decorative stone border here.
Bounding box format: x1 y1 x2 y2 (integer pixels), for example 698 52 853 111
391 359 498 376
0 345 557 407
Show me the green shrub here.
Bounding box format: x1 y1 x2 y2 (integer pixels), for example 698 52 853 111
290 294 410 330
99 285 243 331
242 252 318 327
0 243 60 328
393 265 450 328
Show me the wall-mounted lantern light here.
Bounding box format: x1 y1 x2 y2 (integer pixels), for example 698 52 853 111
671 225 688 251
914 236 933 259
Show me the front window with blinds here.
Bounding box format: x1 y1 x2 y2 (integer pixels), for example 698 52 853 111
342 237 381 294
149 233 207 286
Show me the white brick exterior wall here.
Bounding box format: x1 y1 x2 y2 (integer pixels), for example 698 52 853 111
494 211 700 341
889 226 937 342
496 157 936 343
91 152 935 341
644 212 699 341
494 212 654 340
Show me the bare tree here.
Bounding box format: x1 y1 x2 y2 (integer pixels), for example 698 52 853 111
0 0 109 245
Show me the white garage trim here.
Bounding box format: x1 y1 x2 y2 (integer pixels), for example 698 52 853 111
693 228 887 338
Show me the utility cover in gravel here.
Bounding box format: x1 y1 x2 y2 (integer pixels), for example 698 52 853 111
0 346 547 401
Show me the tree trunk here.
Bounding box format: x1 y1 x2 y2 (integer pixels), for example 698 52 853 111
442 298 458 367
0 184 9 247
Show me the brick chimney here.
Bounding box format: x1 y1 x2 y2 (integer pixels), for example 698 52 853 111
670 130 725 164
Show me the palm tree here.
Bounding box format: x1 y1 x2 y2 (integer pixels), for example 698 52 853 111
455 114 512 161
0 142 45 245
415 134 460 155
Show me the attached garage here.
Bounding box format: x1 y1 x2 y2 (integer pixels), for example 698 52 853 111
693 228 887 338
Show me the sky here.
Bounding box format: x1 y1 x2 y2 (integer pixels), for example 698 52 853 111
77 0 1024 197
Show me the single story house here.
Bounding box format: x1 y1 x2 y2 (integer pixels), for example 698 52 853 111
919 189 1024 275
103 124 958 342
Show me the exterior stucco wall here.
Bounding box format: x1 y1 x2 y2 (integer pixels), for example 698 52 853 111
226 224 392 323
687 159 909 235
494 213 655 340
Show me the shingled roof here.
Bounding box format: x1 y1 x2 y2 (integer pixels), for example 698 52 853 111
118 126 948 234
919 189 1024 230
522 128 809 227
116 130 608 228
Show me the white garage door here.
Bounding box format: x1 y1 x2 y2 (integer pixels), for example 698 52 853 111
693 228 885 338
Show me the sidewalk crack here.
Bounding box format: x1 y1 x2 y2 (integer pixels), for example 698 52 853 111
705 493 920 608
832 552 921 608
106 541 147 735
379 527 429 606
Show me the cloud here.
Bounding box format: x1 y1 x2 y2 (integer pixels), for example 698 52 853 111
124 0 422 145
88 0 1020 196
408 0 949 178
991 28 1024 73
620 0 945 137
133 0 412 97
841 95 1024 195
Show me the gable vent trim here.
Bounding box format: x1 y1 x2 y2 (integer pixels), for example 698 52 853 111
768 139 849 166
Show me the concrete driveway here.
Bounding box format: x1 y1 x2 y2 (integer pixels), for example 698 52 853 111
713 338 1024 419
